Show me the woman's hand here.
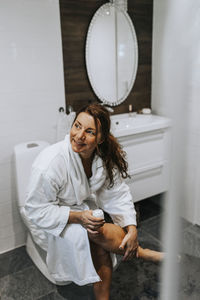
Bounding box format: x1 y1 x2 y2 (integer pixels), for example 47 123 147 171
80 210 105 234
119 225 138 261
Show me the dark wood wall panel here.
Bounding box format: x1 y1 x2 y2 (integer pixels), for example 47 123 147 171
59 0 153 114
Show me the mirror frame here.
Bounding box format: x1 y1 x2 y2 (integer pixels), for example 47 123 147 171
85 3 138 106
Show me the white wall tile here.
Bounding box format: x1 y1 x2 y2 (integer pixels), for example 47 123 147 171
1 231 26 254
0 161 12 190
0 0 65 254
0 46 64 93
0 0 62 49
0 209 22 229
0 188 12 205
0 220 25 240
0 200 14 216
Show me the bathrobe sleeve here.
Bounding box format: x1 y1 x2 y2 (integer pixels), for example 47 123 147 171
24 166 70 237
96 172 137 228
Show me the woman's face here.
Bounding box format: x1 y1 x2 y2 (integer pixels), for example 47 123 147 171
70 112 102 160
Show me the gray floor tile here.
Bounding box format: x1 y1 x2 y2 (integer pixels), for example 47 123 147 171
138 228 163 252
56 283 94 300
178 254 200 299
180 217 194 231
36 292 56 300
139 214 164 242
110 258 162 300
0 246 33 279
178 291 200 300
36 291 74 300
182 224 200 257
0 266 55 300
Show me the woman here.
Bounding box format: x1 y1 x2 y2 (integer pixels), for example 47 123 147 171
24 104 163 300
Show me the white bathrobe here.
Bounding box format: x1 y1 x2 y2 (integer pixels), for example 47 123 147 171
24 135 137 286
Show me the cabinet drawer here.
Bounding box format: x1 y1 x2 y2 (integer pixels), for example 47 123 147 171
126 161 169 202
118 129 167 171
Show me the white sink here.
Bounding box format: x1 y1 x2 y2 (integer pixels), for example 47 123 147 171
111 113 171 137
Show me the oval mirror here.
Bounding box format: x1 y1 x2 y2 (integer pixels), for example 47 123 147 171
85 3 138 106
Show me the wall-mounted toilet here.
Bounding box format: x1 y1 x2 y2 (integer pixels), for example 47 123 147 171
14 141 60 284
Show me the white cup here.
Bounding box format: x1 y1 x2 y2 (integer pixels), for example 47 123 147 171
92 209 104 219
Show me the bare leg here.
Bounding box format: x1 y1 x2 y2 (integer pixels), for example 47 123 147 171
90 241 112 300
88 223 125 255
89 224 164 299
88 223 164 262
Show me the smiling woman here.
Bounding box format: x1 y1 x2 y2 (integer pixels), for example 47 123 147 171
72 104 131 188
24 103 163 300
70 112 102 160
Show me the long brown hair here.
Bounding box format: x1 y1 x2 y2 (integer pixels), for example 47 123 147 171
75 103 130 187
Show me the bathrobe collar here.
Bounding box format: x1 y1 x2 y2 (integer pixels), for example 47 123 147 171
62 135 106 205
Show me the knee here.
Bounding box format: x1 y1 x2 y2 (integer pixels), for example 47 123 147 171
88 228 104 244
88 223 125 247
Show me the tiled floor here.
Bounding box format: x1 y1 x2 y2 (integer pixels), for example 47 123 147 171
0 194 200 300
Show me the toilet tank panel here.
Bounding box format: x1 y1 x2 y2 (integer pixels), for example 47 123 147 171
14 141 50 208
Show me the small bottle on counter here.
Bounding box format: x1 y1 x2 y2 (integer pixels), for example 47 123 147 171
129 104 133 116
141 108 152 115
128 104 136 117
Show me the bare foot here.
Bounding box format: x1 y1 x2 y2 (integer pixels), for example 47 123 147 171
137 246 165 262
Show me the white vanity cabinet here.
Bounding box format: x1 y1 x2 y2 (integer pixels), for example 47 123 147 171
111 114 171 202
